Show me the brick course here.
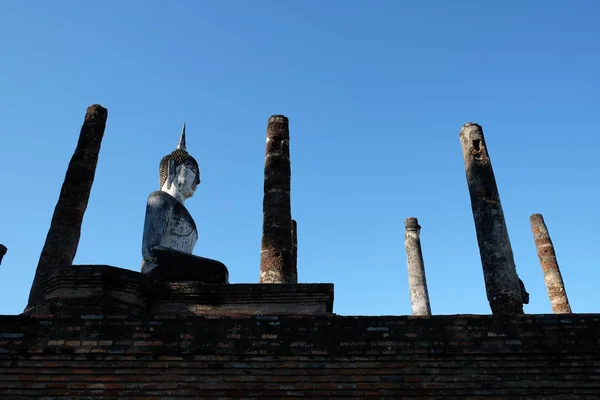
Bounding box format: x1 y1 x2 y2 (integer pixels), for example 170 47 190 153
1 313 599 398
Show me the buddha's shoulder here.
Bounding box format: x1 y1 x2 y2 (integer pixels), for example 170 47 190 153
147 191 177 208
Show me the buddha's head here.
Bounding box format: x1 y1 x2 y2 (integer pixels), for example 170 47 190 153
159 123 201 200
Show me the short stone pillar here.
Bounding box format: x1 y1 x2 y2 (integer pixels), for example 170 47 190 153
0 244 6 266
291 219 298 283
530 213 571 314
259 115 293 283
404 218 432 316
459 123 524 315
27 104 108 308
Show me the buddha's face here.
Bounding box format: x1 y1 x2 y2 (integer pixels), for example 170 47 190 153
174 161 199 199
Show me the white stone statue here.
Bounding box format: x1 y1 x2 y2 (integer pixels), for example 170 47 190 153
141 123 201 275
141 124 228 283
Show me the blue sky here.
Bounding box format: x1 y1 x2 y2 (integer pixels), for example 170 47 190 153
0 1 598 316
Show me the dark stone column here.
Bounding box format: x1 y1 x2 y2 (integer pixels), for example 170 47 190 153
259 115 293 283
27 104 108 308
530 213 571 314
459 123 524 315
404 218 432 316
291 219 298 283
0 244 6 266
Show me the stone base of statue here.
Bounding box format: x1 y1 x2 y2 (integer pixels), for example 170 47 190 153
25 265 333 317
146 246 229 284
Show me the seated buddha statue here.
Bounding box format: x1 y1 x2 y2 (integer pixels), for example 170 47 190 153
141 123 228 283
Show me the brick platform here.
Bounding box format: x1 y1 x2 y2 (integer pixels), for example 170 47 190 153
32 265 334 316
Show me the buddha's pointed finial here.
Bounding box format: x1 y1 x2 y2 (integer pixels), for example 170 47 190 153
177 122 187 151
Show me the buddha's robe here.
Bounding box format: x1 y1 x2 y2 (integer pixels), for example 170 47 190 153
141 190 198 274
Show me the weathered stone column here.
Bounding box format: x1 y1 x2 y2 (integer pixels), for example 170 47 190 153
404 218 431 316
259 115 293 283
530 213 571 314
291 219 298 283
27 104 108 308
459 123 524 315
0 244 6 266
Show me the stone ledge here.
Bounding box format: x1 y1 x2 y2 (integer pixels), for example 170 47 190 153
151 282 334 315
31 265 334 316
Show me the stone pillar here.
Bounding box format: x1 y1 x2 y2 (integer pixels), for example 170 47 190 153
0 244 6 266
459 123 524 315
404 218 432 316
530 213 571 314
27 104 108 308
259 115 293 283
291 219 298 283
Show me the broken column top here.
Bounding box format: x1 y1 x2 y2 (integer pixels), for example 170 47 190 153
530 213 547 228
459 123 486 144
460 122 482 131
268 115 289 123
86 104 108 118
404 217 421 231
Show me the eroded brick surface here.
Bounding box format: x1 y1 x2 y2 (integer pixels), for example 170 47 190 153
0 314 599 398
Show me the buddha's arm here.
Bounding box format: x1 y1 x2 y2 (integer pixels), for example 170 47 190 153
142 192 174 264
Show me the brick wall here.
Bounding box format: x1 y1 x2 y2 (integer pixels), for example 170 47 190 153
1 313 599 398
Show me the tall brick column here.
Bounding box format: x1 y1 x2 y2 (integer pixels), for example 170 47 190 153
404 218 432 316
530 213 571 314
27 104 108 309
291 219 298 283
259 115 293 283
459 123 524 315
0 244 6 266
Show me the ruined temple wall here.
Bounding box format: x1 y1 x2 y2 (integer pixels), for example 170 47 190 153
1 314 599 398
